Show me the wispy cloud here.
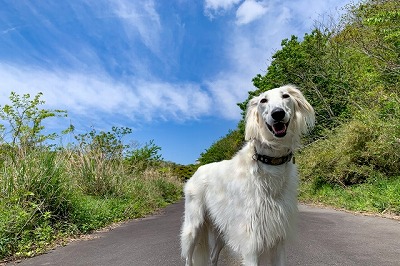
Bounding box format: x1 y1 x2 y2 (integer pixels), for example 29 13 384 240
201 0 351 120
204 0 269 24
1 26 20 35
112 0 161 56
0 63 212 123
204 0 242 17
0 0 352 126
235 0 269 25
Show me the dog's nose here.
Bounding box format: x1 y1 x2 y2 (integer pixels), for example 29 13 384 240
271 108 286 121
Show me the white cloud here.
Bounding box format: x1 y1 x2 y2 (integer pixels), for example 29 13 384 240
205 72 251 120
112 0 162 56
236 0 269 25
0 0 353 127
204 0 242 18
202 0 352 121
134 80 212 121
0 63 212 123
204 0 269 24
205 0 242 11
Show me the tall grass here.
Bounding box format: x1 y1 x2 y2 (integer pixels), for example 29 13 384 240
299 178 400 215
0 146 74 258
298 106 400 215
0 144 183 261
0 92 183 261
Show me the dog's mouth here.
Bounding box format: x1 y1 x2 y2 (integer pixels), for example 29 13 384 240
267 121 290 138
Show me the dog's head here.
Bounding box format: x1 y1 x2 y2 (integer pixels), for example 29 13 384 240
245 85 315 144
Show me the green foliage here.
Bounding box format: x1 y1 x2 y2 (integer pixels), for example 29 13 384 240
73 127 133 196
75 126 132 160
126 139 163 171
68 172 182 234
297 0 400 191
339 0 400 91
0 92 182 261
151 178 182 204
0 92 69 148
0 149 75 259
200 0 400 216
299 177 400 215
0 202 56 258
170 163 200 180
198 129 244 164
299 109 400 187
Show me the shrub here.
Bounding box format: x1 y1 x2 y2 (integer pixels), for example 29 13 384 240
198 130 244 164
71 127 132 197
0 92 183 261
0 149 75 259
170 163 200 180
299 109 400 188
125 139 163 172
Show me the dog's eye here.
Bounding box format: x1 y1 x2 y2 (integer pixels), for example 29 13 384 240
260 98 268 103
282 94 290 99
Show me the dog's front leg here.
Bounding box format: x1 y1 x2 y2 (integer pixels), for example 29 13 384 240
263 241 286 266
184 241 196 266
242 253 259 266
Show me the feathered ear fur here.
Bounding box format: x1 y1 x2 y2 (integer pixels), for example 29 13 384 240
245 96 261 141
286 85 315 135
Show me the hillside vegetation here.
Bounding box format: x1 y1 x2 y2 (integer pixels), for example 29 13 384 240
200 0 400 215
0 93 183 261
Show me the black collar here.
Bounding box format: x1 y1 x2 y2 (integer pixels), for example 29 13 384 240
253 148 294 165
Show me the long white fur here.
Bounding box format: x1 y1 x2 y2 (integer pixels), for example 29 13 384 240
181 85 315 266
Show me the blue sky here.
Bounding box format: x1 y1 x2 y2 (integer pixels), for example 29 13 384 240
0 0 354 164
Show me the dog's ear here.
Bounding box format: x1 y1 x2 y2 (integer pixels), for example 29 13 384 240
286 85 315 135
245 96 261 141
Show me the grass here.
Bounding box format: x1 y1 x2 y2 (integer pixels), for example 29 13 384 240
1 90 398 262
299 177 400 215
297 106 400 217
0 146 183 261
0 99 183 262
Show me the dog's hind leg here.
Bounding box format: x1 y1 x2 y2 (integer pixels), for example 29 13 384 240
209 226 224 266
181 186 208 266
181 226 205 266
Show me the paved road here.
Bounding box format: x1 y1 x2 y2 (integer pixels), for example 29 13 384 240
9 201 400 266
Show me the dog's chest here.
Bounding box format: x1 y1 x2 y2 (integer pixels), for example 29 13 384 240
251 164 292 195
216 169 297 251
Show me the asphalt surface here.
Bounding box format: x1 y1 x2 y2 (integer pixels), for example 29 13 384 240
9 201 400 266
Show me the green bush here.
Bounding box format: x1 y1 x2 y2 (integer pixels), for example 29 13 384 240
298 109 400 187
198 130 244 164
299 177 400 215
0 92 183 261
170 163 200 180
0 148 183 260
0 148 74 259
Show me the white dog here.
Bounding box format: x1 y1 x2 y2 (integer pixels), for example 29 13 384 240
181 85 315 266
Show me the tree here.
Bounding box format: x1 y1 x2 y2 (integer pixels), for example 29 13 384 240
75 126 132 160
341 0 400 84
126 139 163 171
240 29 354 140
198 130 243 164
202 0 400 167
0 92 70 149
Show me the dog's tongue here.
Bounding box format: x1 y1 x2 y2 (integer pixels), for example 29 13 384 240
273 123 287 135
